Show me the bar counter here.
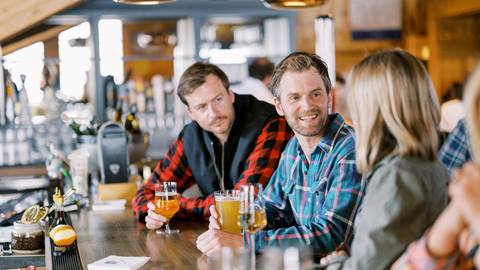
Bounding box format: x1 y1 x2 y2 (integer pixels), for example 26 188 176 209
70 208 208 269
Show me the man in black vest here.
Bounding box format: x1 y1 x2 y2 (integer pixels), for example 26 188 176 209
133 62 291 229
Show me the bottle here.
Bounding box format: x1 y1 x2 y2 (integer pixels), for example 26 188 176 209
46 144 65 189
163 76 174 115
0 130 4 166
17 128 30 165
5 128 16 165
124 105 141 134
16 75 32 127
4 71 18 125
49 188 67 231
104 75 117 110
113 98 123 123
49 187 76 254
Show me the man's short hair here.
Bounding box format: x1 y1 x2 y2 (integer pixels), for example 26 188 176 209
269 52 332 98
248 57 274 81
177 62 230 106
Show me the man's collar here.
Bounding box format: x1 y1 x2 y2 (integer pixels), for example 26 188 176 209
317 114 345 154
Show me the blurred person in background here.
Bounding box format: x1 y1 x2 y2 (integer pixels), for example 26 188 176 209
332 73 351 125
440 81 465 133
233 57 275 104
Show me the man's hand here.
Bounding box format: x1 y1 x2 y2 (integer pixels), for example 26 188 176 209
208 205 221 230
196 229 243 256
320 250 348 267
426 202 466 257
145 202 168 230
450 162 480 236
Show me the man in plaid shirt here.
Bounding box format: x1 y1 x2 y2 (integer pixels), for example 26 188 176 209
133 62 292 228
439 119 472 175
197 52 365 257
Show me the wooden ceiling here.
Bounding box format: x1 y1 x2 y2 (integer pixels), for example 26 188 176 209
0 0 83 43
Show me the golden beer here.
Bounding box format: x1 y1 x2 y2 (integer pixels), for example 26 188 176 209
238 210 267 233
214 190 241 234
154 193 180 220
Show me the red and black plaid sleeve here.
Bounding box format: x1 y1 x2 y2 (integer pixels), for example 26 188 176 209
132 130 195 222
177 116 292 220
233 116 292 189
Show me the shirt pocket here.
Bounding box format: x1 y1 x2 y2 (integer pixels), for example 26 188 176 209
283 178 295 199
312 177 329 220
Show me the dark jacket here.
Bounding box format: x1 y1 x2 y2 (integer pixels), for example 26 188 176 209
183 94 277 195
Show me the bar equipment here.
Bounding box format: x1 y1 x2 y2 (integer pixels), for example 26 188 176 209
97 122 129 183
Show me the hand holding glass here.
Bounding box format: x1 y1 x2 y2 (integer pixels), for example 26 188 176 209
154 182 180 234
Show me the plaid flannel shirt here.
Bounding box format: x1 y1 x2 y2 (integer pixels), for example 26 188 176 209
254 114 365 256
439 119 472 176
132 117 292 221
392 231 477 270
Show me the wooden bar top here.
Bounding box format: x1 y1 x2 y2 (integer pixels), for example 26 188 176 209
70 208 208 269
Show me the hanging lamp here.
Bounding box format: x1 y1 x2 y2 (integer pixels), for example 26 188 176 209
113 0 176 5
261 0 326 10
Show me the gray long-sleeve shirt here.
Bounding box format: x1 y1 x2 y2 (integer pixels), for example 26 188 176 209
328 154 449 270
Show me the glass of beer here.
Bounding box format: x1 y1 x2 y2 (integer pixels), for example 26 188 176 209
238 183 267 268
154 182 180 235
214 190 241 234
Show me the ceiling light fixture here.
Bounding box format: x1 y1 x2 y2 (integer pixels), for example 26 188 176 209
113 0 176 5
261 0 327 10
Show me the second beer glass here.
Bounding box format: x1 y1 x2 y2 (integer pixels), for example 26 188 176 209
214 190 241 234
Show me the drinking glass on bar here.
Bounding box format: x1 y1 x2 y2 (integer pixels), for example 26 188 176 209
239 183 267 269
154 182 180 235
214 190 241 234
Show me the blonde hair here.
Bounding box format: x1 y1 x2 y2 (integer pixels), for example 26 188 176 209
464 65 480 163
347 49 441 173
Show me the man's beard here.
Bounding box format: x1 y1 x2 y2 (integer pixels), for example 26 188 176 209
285 108 327 137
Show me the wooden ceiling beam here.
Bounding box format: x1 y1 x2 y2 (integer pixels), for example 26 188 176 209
0 0 83 42
3 25 71 55
434 0 480 18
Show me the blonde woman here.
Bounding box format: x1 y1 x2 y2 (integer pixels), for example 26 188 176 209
392 64 480 270
322 49 449 270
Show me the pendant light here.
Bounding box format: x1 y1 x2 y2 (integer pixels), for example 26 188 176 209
261 0 326 10
113 0 176 5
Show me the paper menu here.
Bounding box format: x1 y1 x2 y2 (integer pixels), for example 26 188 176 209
87 255 150 270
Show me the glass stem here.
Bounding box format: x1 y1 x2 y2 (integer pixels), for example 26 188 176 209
249 232 255 269
243 230 248 251
165 222 171 234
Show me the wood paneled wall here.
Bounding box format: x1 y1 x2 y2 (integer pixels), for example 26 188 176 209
296 0 400 75
296 0 480 97
122 21 177 80
427 0 480 97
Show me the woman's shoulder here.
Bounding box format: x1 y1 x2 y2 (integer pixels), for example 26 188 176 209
370 155 449 191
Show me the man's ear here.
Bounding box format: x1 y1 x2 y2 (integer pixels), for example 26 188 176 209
274 97 284 116
186 106 195 120
262 75 272 87
228 88 235 103
328 91 333 114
